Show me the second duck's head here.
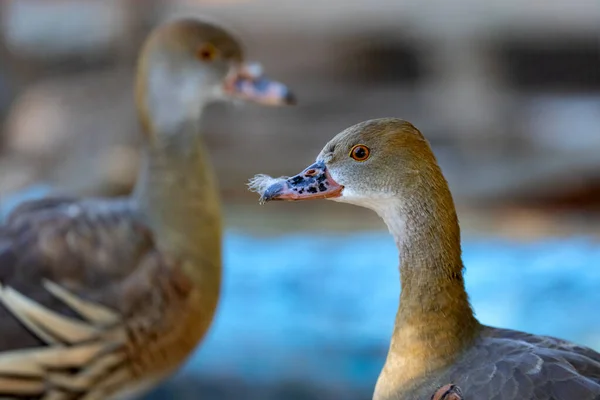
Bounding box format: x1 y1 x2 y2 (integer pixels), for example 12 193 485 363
136 17 295 137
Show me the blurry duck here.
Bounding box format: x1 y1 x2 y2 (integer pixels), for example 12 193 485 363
249 118 600 399
0 17 294 399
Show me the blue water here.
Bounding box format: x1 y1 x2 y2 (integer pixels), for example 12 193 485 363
2 188 600 397
0 184 54 220
168 232 600 388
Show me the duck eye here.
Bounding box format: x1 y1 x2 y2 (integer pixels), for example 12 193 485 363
197 43 218 62
350 144 370 161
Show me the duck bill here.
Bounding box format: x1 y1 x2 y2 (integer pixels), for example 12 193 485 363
262 161 344 202
223 62 296 106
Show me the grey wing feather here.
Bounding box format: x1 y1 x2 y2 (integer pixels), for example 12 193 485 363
0 196 158 351
0 196 194 399
446 327 600 400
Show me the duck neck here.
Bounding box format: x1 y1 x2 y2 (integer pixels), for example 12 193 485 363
374 184 479 395
133 120 222 290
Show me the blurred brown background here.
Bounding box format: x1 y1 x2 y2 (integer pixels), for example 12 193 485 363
1 0 599 237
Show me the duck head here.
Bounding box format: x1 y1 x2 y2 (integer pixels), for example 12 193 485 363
136 18 295 137
250 118 443 217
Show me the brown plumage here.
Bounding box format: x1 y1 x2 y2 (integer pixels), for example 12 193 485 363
0 17 294 400
250 118 600 400
431 384 463 400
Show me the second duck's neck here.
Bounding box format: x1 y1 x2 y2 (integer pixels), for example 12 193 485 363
133 120 222 282
374 184 480 396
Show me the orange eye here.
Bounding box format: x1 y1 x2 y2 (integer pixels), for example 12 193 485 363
197 43 218 61
350 144 370 161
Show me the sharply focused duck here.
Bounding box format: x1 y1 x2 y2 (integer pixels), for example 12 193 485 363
249 118 600 400
0 18 294 399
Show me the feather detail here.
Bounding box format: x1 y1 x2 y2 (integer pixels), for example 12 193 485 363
42 280 120 327
247 174 288 204
0 283 103 345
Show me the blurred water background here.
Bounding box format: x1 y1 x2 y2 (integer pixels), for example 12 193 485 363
1 1 599 399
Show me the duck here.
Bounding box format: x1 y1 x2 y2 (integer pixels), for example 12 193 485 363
0 17 294 399
249 118 600 400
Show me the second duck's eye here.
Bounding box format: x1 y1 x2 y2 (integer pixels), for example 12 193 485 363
350 144 370 161
197 43 219 62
